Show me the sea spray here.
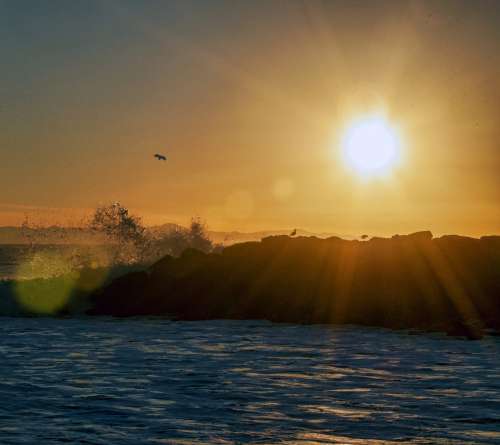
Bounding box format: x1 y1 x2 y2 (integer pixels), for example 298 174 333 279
0 203 217 316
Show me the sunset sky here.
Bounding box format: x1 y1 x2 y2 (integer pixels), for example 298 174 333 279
1 0 499 236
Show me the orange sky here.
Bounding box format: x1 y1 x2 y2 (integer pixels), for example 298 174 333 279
1 1 499 236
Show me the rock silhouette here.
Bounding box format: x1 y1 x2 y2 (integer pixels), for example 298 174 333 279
87 232 500 339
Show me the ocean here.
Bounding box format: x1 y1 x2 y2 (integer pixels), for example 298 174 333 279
0 244 109 280
0 245 29 279
0 318 499 444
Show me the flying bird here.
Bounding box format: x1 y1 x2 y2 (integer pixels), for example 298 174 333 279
290 229 297 237
154 153 167 161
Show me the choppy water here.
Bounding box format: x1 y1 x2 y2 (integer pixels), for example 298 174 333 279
0 318 499 444
0 245 29 279
0 244 109 280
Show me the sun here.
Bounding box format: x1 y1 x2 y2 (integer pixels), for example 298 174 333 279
341 116 402 177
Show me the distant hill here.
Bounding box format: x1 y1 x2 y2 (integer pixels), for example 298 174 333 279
148 223 347 244
208 228 350 245
0 224 348 245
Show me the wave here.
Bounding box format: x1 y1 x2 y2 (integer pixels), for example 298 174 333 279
0 203 216 282
0 202 217 317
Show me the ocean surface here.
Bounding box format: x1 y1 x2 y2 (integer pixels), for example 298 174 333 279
0 318 499 444
0 244 108 280
0 245 30 279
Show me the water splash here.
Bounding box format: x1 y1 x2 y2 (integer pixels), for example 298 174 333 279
1 203 217 315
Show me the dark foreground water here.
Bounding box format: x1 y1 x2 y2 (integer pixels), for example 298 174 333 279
0 318 499 445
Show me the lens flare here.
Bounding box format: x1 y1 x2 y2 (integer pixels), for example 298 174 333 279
14 249 108 315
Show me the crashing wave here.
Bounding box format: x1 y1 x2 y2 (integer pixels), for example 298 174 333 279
0 203 217 316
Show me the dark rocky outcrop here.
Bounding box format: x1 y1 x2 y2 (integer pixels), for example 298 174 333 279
87 233 500 339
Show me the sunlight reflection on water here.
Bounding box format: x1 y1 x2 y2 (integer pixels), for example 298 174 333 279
0 318 499 444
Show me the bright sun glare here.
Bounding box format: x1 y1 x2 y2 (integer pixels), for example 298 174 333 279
341 117 402 177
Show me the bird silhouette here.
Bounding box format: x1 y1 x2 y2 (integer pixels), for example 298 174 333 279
154 154 167 161
290 229 297 237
